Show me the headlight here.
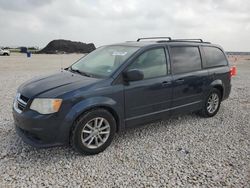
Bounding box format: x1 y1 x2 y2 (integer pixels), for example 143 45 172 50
30 98 62 114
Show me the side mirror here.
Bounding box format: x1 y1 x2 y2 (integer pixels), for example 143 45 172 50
123 69 144 82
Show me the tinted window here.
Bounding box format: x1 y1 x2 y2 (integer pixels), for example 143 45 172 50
128 48 167 79
203 47 227 67
171 46 202 74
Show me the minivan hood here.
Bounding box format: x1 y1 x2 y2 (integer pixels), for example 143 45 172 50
18 71 100 98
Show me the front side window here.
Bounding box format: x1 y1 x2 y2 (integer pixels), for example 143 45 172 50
71 45 139 78
203 47 228 67
128 48 167 79
171 46 202 74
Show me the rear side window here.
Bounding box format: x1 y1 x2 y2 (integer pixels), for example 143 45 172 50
203 47 228 67
170 46 202 74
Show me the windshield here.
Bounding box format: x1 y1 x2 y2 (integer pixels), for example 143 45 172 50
71 45 139 78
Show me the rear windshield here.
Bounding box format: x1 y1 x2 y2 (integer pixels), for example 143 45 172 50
203 47 228 68
71 45 139 78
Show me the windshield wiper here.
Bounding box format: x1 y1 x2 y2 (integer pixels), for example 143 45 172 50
69 67 92 77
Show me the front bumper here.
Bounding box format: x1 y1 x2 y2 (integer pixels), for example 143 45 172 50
13 108 68 148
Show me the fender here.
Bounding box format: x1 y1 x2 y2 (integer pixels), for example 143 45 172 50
208 79 225 97
57 96 124 144
210 79 223 87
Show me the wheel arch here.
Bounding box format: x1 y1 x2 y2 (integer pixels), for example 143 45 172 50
213 85 223 99
209 80 224 99
74 105 121 133
58 97 124 145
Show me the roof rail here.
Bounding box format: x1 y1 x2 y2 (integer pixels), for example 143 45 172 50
137 37 172 42
171 39 203 42
136 37 210 44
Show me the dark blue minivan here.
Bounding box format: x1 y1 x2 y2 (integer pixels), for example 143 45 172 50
13 37 232 155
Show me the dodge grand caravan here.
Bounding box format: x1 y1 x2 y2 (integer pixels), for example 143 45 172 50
13 37 232 155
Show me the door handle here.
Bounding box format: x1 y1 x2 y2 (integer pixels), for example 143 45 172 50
162 81 172 87
175 79 184 83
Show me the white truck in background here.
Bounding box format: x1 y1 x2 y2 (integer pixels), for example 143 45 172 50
0 48 10 56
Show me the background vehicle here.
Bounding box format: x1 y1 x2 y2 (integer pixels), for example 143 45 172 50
13 37 232 155
0 48 10 56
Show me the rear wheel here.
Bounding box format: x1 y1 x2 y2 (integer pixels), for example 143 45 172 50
71 109 116 155
199 88 221 117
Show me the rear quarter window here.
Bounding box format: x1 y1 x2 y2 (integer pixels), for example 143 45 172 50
170 46 202 74
203 47 228 68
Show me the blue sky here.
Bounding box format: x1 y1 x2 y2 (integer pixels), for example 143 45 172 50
0 0 249 51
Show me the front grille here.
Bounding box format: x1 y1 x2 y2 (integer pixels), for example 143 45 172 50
20 95 29 103
14 93 29 113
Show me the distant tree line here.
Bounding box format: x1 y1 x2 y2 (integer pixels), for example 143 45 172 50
226 52 250 56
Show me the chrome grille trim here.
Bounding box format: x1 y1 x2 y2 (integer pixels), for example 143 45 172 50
14 93 28 113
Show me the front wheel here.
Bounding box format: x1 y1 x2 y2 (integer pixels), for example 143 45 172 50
199 88 222 117
71 109 116 155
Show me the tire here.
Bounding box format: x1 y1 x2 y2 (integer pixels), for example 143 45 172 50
198 88 222 118
71 108 116 155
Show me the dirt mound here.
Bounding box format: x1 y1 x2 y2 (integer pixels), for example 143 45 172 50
38 39 96 54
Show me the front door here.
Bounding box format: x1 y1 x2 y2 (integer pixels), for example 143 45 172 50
124 47 173 127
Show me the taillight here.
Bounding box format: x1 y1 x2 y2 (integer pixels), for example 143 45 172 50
230 66 237 77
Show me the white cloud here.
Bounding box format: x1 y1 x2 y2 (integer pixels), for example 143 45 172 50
0 0 249 51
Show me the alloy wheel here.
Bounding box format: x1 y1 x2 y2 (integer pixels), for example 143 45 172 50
207 93 219 114
81 117 110 149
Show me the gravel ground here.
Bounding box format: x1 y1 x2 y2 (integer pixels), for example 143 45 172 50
0 53 249 187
